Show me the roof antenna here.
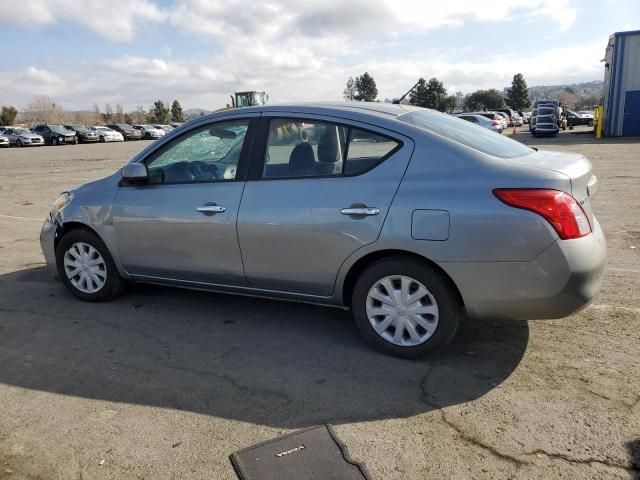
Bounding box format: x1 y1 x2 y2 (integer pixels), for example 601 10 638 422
392 80 421 104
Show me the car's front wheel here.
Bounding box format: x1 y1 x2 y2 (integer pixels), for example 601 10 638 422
351 256 463 358
56 229 124 302
52 137 58 146
16 140 22 147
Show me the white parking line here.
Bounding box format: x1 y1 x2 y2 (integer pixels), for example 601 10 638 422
0 214 43 222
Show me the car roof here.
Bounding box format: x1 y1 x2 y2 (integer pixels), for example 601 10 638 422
200 102 422 122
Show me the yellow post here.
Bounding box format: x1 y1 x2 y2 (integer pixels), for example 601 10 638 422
595 105 603 139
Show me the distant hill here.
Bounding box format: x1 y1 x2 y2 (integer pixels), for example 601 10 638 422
184 108 212 119
504 80 604 109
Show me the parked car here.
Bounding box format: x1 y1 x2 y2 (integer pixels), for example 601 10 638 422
132 124 165 140
106 124 142 141
0 134 9 148
455 113 503 133
578 110 595 120
494 108 518 127
40 103 605 358
64 125 100 143
512 114 524 127
0 127 9 134
3 127 45 147
153 124 175 133
32 124 77 145
90 126 124 143
170 122 184 128
494 112 510 129
520 111 531 124
566 110 594 127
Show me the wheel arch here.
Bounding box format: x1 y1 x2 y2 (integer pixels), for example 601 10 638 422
340 249 465 309
54 221 105 253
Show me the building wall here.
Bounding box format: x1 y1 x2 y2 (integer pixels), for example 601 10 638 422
604 31 640 136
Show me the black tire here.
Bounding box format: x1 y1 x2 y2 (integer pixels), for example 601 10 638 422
145 132 151 140
351 256 464 358
99 136 105 143
16 139 22 147
52 137 58 146
588 120 594 127
55 229 124 302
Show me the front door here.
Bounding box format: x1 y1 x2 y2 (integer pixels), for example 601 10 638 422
237 115 413 297
112 116 257 285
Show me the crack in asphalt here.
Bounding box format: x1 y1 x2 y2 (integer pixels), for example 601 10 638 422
420 368 638 473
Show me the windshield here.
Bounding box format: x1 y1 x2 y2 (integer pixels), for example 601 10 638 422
398 109 533 159
15 128 31 135
50 125 70 134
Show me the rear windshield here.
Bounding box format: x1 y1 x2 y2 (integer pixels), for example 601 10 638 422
398 110 533 159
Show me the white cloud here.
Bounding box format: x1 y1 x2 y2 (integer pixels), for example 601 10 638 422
0 0 598 110
0 0 165 42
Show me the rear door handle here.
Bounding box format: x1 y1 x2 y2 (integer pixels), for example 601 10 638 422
196 205 226 213
340 207 379 216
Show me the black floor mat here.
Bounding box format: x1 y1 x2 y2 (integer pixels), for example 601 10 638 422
230 424 371 480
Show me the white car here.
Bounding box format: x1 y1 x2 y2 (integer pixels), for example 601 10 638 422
0 135 9 147
133 124 166 140
578 111 595 120
91 126 124 143
153 124 175 133
456 113 504 133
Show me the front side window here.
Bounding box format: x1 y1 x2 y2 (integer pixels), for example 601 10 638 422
145 119 250 184
262 118 399 179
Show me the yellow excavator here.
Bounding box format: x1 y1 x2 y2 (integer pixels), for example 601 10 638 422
217 91 268 111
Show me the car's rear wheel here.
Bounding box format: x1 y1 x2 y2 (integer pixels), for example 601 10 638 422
56 229 124 302
99 136 105 143
351 256 463 358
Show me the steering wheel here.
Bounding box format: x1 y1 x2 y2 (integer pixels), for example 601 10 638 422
187 161 220 180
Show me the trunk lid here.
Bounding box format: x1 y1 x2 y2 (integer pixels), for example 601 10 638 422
507 149 597 224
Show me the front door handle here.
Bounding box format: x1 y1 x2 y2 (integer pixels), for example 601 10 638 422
340 207 379 216
196 205 226 213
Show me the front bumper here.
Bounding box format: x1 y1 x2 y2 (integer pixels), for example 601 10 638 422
40 216 58 277
444 216 607 320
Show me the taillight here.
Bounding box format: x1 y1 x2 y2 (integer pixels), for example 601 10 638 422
492 120 499 126
493 189 591 239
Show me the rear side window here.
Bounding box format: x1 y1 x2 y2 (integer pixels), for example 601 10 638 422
262 118 400 179
398 110 532 159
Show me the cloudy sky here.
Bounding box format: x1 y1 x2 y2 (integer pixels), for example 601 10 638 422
0 0 638 111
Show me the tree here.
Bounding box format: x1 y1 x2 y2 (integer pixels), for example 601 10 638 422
343 77 355 101
170 100 184 122
115 104 124 123
151 100 170 123
0 106 18 126
444 95 457 112
124 113 133 125
92 103 101 123
408 77 452 112
101 103 113 122
22 96 64 124
505 73 531 111
463 89 505 111
131 106 146 124
353 72 378 102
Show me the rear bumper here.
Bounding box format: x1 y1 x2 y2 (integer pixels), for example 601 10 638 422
444 217 606 320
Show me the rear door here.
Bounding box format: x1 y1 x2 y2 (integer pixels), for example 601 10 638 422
237 114 414 297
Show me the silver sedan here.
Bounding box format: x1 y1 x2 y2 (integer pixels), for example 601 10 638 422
3 127 45 147
40 103 606 357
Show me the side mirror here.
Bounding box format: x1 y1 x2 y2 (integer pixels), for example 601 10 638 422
121 163 148 184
